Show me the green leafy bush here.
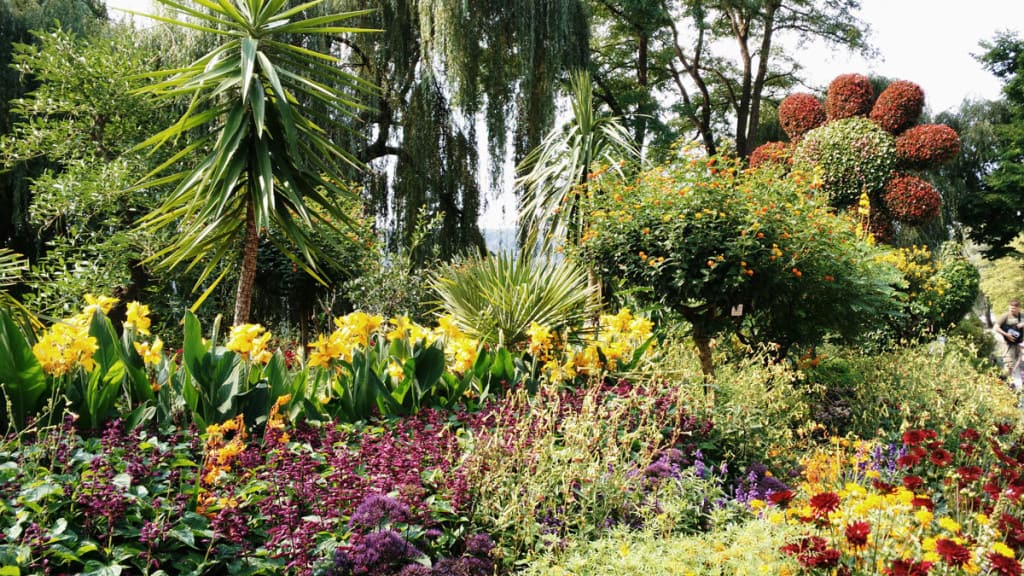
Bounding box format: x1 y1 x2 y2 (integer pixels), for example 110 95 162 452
580 154 902 371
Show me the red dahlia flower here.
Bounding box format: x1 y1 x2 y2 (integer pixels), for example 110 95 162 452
903 475 924 490
935 538 972 567
810 492 841 519
929 448 953 467
989 552 1023 576
845 520 871 547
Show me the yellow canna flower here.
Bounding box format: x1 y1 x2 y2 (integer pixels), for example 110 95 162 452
386 360 405 382
84 293 119 316
124 302 152 335
134 337 164 366
226 323 273 364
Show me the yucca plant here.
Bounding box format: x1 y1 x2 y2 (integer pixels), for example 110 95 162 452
431 251 598 347
129 0 377 324
516 69 640 250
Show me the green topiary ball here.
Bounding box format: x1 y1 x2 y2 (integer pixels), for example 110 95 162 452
793 117 897 208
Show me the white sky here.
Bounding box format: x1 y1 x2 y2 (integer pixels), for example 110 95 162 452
797 0 1024 114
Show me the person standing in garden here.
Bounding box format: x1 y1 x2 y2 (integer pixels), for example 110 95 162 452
995 298 1024 384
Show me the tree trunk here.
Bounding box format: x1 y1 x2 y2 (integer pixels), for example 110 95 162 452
233 202 259 325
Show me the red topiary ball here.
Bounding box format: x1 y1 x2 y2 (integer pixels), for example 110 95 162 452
778 93 826 140
870 80 925 134
895 124 961 170
749 141 792 168
883 175 942 226
825 74 874 120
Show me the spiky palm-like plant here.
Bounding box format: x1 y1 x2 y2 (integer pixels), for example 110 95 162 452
516 69 640 251
0 249 38 330
431 251 598 347
130 0 376 324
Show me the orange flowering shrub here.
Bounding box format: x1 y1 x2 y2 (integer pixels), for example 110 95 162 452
896 124 962 170
779 93 827 140
580 153 901 363
870 80 925 134
825 73 874 120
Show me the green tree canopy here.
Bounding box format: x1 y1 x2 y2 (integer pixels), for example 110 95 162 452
588 0 873 158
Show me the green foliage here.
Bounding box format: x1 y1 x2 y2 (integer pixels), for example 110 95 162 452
928 252 980 327
802 338 1018 441
793 117 897 208
132 0 376 323
431 251 598 347
0 26 180 318
580 154 902 366
0 309 48 431
965 32 1024 256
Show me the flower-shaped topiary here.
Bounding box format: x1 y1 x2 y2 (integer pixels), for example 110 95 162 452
825 74 874 120
793 117 897 208
869 80 925 134
754 73 961 238
883 175 942 226
749 141 792 169
779 93 827 140
895 124 961 170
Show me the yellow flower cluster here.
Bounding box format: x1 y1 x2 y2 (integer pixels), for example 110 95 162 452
525 308 656 384
307 311 385 368
226 323 273 364
197 415 247 516
33 321 99 377
31 294 123 376
124 301 152 335
877 245 935 294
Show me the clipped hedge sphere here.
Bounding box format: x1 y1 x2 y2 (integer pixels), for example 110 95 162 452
749 141 792 169
794 117 897 208
896 124 961 170
870 80 925 134
778 93 827 140
825 74 874 120
884 175 942 225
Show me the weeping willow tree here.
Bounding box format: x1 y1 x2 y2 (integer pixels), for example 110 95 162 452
333 0 590 259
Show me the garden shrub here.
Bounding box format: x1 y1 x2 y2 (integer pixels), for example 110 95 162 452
806 339 1018 441
824 73 874 120
793 117 897 208
778 92 826 140
581 154 902 372
869 80 925 134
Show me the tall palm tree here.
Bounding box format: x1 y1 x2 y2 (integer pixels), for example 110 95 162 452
131 0 375 324
516 69 640 251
